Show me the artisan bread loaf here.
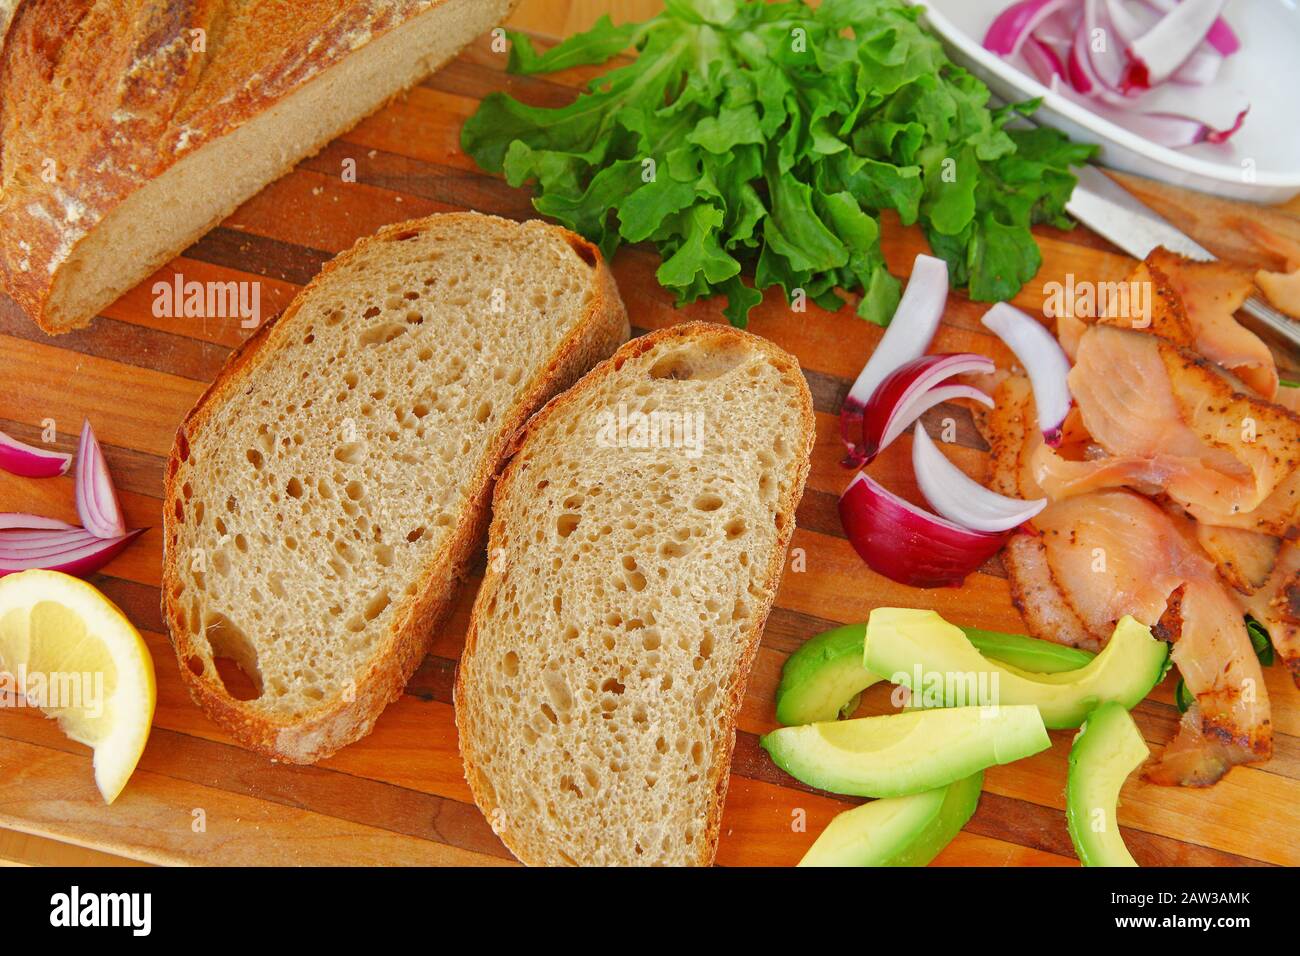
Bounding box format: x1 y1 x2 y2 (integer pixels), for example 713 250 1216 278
456 323 815 865
0 0 517 334
162 212 629 763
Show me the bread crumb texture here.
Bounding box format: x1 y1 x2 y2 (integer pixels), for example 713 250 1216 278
166 215 620 753
458 325 813 866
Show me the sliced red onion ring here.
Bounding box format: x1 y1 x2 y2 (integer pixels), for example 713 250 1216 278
1170 45 1223 86
989 0 1245 147
1129 83 1249 138
912 424 1047 533
840 254 950 467
1106 0 1161 45
74 420 126 539
0 528 104 557
983 0 1078 55
981 303 1073 446
0 514 76 531
1021 37 1066 84
1067 0 1134 101
839 472 1010 589
1034 7 1077 46
1050 76 1212 147
858 353 995 463
1146 0 1239 55
1082 0 1128 91
0 528 144 579
0 429 73 479
1124 0 1227 90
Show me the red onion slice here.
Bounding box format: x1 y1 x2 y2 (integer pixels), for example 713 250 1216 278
988 0 1246 148
1050 76 1212 147
1106 0 1161 45
0 429 73 479
840 254 950 467
1124 0 1227 90
1083 0 1129 91
0 514 76 531
859 353 996 463
1170 45 1223 86
980 303 1073 446
0 529 103 557
839 472 1010 589
912 424 1047 532
1130 83 1249 138
74 420 126 539
1021 37 1067 84
0 528 144 579
984 0 1078 55
1146 0 1239 55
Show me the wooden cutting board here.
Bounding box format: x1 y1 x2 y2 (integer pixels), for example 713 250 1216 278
3 6 1299 868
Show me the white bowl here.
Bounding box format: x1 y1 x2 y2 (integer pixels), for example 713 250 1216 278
906 0 1300 203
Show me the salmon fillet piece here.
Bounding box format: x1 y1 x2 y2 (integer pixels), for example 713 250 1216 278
983 377 1273 783
1029 492 1271 785
1054 248 1275 397
1034 324 1300 533
1235 539 1300 686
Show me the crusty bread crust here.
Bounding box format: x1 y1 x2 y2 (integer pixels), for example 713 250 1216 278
0 0 517 333
161 212 629 763
455 322 816 865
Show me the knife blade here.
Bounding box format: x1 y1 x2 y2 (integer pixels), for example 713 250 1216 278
1065 164 1300 353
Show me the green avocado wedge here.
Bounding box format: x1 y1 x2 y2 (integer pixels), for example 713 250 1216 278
760 706 1050 798
798 772 984 867
776 624 880 726
1066 701 1149 867
864 609 1168 729
775 620 1095 726
957 627 1095 674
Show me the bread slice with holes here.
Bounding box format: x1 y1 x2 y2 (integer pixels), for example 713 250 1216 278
455 322 815 865
161 212 628 764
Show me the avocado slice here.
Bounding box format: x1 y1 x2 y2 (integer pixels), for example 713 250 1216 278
761 705 1049 798
1066 701 1148 867
957 627 1094 673
865 609 1167 729
776 620 1095 727
776 624 880 725
799 771 983 867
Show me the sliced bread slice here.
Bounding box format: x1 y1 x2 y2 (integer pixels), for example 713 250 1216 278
162 212 629 763
456 322 815 865
0 0 518 334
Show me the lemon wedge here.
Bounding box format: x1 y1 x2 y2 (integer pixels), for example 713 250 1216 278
0 569 155 803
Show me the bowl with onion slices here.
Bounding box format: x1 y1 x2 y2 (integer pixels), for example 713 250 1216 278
904 0 1300 202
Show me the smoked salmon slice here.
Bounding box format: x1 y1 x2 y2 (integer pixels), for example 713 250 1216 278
1034 324 1300 534
983 380 1273 784
1145 249 1276 399
1014 491 1272 785
1053 249 1276 397
1235 539 1300 685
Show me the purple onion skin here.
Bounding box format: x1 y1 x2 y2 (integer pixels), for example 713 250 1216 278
840 398 869 468
0 442 72 479
839 480 1008 589
0 529 144 579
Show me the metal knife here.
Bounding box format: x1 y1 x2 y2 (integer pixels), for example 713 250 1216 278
1065 163 1300 352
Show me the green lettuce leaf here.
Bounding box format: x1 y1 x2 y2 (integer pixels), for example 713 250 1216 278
461 0 1096 327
